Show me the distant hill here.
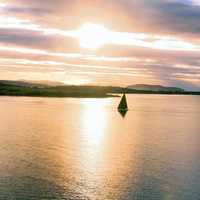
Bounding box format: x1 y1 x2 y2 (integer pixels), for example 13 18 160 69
0 80 45 88
128 84 185 92
0 81 185 92
0 80 199 97
0 80 63 88
0 80 117 98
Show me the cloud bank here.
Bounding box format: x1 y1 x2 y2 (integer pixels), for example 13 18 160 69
0 0 199 89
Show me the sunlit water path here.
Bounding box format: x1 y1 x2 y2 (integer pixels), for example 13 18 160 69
0 95 200 200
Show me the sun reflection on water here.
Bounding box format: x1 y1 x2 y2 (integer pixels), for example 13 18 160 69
80 99 111 147
77 99 112 198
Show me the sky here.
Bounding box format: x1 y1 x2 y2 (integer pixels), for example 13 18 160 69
0 0 200 90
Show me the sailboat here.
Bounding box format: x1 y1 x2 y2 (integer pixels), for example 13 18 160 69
118 93 128 113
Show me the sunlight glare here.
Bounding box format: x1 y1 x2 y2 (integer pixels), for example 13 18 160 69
81 99 111 146
77 23 110 49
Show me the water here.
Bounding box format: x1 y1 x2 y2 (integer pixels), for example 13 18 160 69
0 95 200 200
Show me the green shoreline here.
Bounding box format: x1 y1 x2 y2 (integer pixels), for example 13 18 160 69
0 83 199 98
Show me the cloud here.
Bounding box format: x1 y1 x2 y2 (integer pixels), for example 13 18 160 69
4 0 200 37
0 0 199 89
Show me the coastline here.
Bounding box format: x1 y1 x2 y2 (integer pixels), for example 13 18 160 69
0 83 199 98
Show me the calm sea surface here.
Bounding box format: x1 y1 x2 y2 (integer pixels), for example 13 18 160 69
0 95 200 200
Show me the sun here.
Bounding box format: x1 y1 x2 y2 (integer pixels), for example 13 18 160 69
77 23 110 50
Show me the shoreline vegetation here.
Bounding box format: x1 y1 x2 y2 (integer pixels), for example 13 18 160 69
0 81 199 98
